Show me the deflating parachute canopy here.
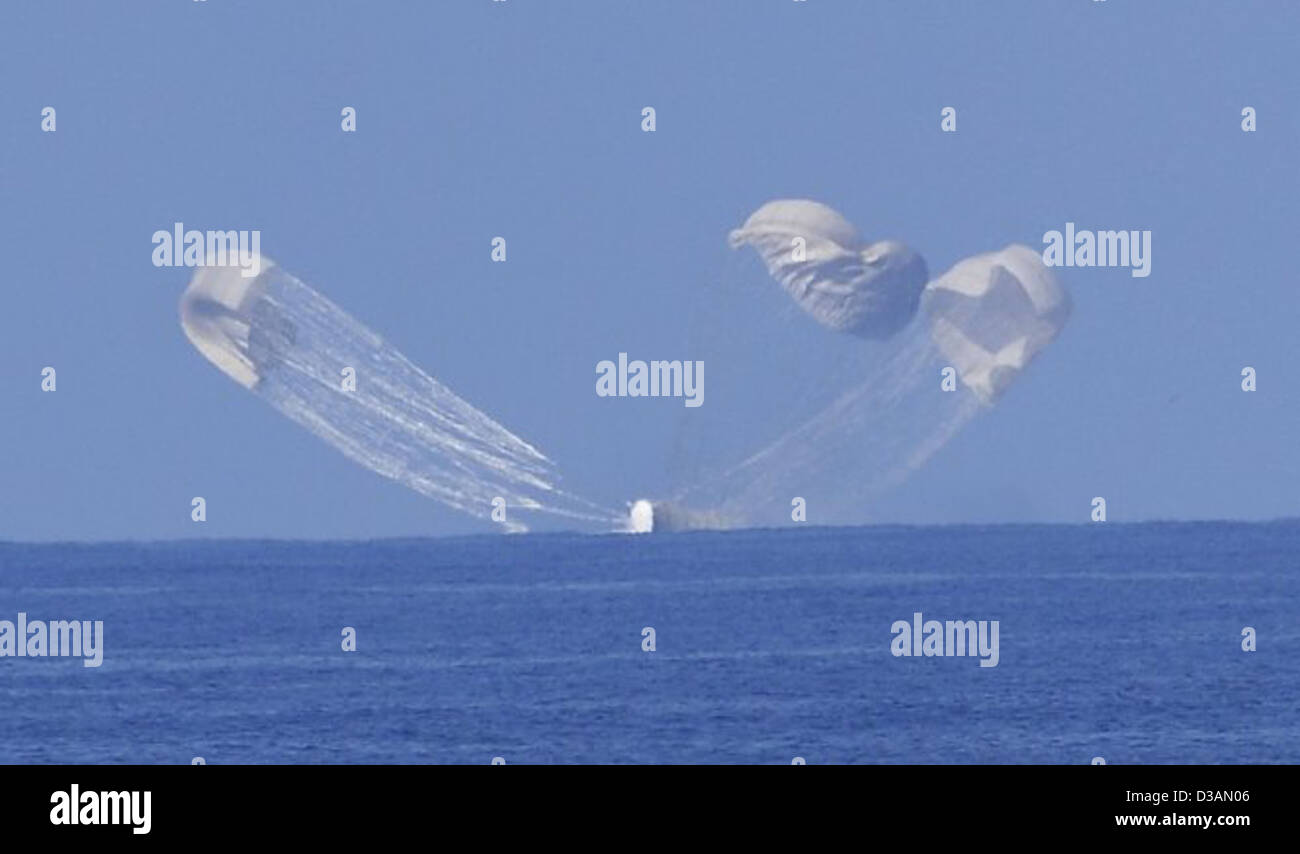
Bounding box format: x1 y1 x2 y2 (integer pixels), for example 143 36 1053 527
180 256 621 532
923 245 1071 405
728 199 1070 406
664 200 1071 528
179 260 277 390
728 199 928 339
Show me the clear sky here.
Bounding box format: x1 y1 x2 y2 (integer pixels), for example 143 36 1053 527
2 0 1297 540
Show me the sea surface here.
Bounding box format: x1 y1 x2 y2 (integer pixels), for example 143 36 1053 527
1 522 1296 764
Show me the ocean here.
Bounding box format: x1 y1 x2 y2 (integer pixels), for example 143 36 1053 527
1 521 1296 764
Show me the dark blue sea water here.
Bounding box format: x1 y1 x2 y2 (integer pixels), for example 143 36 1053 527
1 522 1296 764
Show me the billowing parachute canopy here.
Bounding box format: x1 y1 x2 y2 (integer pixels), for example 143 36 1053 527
728 199 928 339
923 245 1070 405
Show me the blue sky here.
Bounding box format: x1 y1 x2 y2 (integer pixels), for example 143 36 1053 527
2 0 1297 539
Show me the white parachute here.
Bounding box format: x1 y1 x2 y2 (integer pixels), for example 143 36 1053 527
923 244 1071 405
727 199 928 340
726 199 1069 403
180 258 619 532
663 200 1071 528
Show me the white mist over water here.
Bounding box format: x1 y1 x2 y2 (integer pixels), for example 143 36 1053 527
180 258 621 533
